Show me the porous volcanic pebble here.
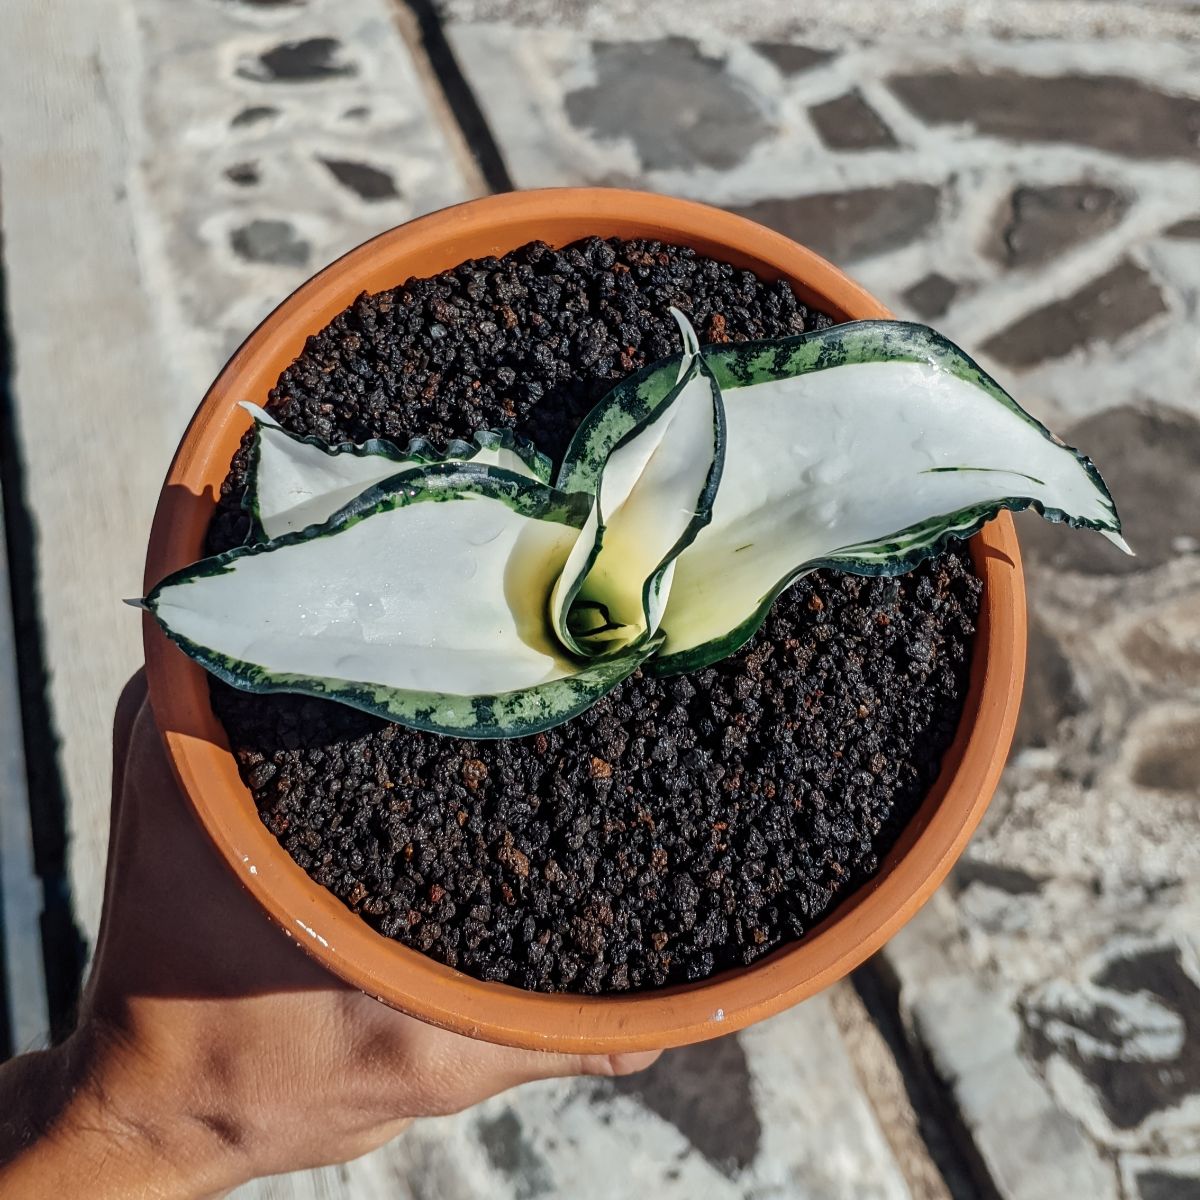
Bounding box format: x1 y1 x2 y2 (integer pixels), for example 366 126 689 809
209 236 980 994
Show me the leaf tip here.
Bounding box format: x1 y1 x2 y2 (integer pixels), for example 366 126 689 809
668 306 701 365
1105 530 1135 556
239 400 278 428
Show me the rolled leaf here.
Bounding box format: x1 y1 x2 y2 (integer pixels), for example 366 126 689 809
549 340 725 657
242 403 553 540
146 463 654 738
557 327 688 497
647 322 1127 673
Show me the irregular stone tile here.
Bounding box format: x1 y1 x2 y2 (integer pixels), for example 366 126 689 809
319 157 401 201
1163 217 1200 239
952 859 1046 896
1125 1155 1200 1200
983 258 1167 367
1023 943 1200 1132
236 36 358 83
751 42 834 76
477 1107 554 1199
230 104 279 127
229 217 311 265
133 0 470 406
564 38 771 171
827 983 957 1200
1018 403 1200 575
1122 603 1200 687
902 272 959 319
1131 718 1200 793
988 184 1130 269
809 89 897 150
608 1034 762 1177
1137 1168 1200 1200
889 71 1200 162
901 960 1119 1198
224 160 260 186
1013 617 1084 750
729 183 940 264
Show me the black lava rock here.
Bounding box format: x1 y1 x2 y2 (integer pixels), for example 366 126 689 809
208 236 980 994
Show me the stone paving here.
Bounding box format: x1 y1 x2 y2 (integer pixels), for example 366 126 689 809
2 1 1199 1198
440 5 1200 1196
135 0 480 434
439 14 1200 1195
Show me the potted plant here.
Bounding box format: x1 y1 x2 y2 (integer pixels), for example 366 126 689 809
141 188 1122 1052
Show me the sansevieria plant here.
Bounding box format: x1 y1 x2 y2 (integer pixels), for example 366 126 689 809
140 312 1127 738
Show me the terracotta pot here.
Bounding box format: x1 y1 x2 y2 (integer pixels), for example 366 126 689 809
144 188 1026 1053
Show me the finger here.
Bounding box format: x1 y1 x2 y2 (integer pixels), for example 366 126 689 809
422 1041 663 1112
435 1041 663 1091
579 1050 663 1077
368 1011 662 1115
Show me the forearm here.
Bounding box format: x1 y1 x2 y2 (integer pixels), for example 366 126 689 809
0 1028 250 1199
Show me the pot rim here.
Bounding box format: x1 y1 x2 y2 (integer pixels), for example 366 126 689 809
143 187 1026 1052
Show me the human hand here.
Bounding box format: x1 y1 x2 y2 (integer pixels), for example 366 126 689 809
0 674 658 1198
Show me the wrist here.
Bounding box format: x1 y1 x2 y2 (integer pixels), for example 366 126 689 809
0 1018 256 1199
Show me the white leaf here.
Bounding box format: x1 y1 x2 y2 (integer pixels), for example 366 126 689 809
649 323 1128 672
147 465 652 737
241 403 552 540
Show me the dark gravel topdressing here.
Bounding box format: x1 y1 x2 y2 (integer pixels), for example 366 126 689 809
209 236 981 994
